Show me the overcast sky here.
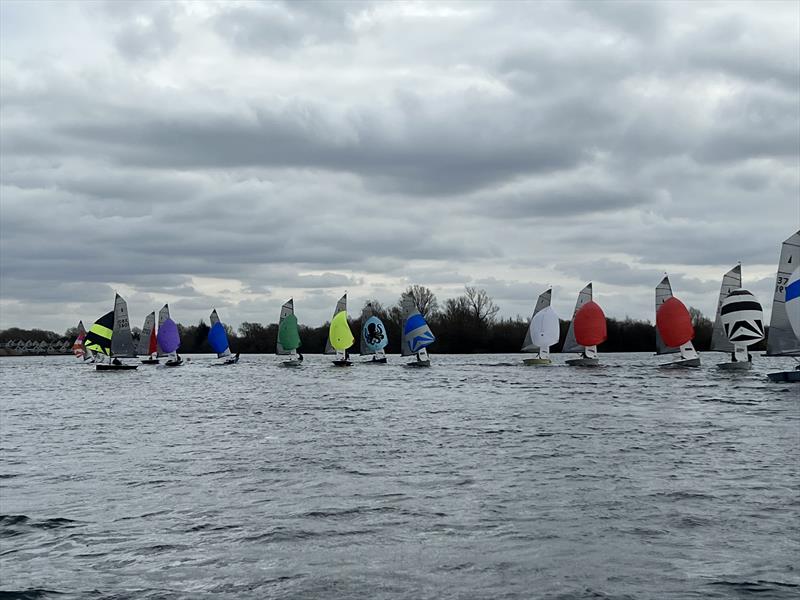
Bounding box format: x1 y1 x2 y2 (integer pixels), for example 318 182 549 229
1 0 798 333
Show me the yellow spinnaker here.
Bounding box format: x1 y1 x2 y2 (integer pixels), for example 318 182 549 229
329 311 354 351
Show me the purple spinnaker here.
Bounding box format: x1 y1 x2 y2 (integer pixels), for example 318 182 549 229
158 318 181 354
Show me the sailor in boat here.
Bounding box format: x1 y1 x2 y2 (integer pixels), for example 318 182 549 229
112 357 122 366
297 351 304 362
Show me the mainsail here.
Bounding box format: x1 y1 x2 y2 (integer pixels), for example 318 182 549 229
324 294 348 355
208 309 232 358
521 288 553 352
562 283 593 353
110 294 136 358
767 231 800 356
655 276 678 355
787 267 800 339
711 265 742 352
401 294 435 356
85 311 114 356
276 299 297 355
360 303 388 355
157 304 170 357
138 312 156 357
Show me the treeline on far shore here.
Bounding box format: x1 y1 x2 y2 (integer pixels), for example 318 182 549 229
0 285 768 355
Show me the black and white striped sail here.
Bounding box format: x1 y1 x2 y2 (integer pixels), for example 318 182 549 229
710 265 741 352
720 289 764 346
276 299 295 355
156 304 170 357
521 288 552 352
111 294 136 358
655 276 678 355
137 311 156 356
767 230 800 356
324 294 347 355
562 283 592 354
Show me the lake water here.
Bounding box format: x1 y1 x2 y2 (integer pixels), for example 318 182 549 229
1 353 798 599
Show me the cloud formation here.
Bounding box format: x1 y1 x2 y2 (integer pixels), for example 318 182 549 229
1 0 797 333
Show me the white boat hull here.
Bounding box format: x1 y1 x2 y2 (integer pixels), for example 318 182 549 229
767 369 800 382
523 357 551 366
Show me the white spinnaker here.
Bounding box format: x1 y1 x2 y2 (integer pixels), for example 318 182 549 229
530 306 560 352
521 289 552 352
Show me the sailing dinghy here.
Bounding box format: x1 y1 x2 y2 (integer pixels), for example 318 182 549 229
159 317 183 367
139 312 159 364
521 289 559 365
71 320 94 362
564 283 606 366
401 294 435 367
716 289 765 371
360 303 388 363
326 294 354 366
277 299 303 367
87 294 138 371
655 276 700 367
766 230 800 382
209 309 239 365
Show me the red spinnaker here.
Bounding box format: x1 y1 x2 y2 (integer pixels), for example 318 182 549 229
148 329 158 355
656 297 694 348
574 301 607 347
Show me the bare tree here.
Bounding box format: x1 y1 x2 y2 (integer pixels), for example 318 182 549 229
464 286 500 326
399 285 439 319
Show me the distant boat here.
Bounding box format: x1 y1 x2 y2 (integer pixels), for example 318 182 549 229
360 302 388 364
138 312 159 364
716 289 765 370
767 230 800 382
71 320 93 362
87 294 138 371
521 288 559 365
710 264 742 354
159 317 183 367
401 294 435 367
564 283 606 366
209 309 239 365
326 293 354 366
655 276 700 368
277 298 303 367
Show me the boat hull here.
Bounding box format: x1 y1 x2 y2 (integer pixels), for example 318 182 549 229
565 357 600 367
281 360 302 368
406 360 431 368
523 358 551 366
717 361 752 371
767 370 800 382
140 359 159 365
96 364 138 371
332 360 352 367
660 357 701 368
367 356 387 364
164 360 183 367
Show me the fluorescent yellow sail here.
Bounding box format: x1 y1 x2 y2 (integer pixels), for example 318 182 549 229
329 311 354 351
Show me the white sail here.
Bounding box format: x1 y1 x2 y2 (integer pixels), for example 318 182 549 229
655 276 679 355
521 288 552 352
111 294 136 358
138 312 156 356
710 265 742 352
156 304 170 357
324 294 347 355
562 283 592 354
276 299 295 355
767 231 800 356
530 306 560 356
